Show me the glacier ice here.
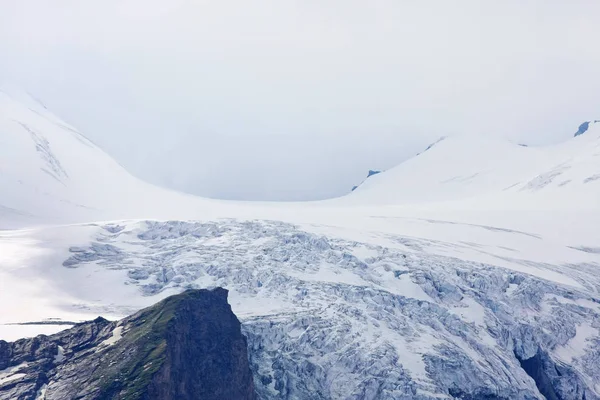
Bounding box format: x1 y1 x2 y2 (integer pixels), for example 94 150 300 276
60 220 600 399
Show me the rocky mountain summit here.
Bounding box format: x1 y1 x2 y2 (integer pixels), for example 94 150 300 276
0 288 256 400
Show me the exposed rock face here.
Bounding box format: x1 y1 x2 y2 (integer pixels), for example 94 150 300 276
0 288 256 400
351 169 382 191
574 120 599 137
575 121 591 137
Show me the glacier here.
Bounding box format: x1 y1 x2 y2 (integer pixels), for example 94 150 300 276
8 219 594 399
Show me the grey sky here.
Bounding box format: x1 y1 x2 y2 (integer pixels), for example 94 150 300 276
1 0 599 200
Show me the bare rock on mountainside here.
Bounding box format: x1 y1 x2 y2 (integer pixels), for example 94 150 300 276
0 288 256 400
574 120 600 137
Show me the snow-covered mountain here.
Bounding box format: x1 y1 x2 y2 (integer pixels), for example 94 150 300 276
346 125 600 208
1 93 599 399
0 87 138 226
0 87 245 228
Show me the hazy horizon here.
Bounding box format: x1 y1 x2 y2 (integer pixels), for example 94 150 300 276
2 0 599 200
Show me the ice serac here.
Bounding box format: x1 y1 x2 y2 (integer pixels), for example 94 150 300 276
43 220 599 400
0 288 256 400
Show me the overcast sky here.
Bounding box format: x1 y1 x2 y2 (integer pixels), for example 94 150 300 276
1 0 599 200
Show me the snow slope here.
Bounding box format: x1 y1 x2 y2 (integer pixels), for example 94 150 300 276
2 85 598 226
346 124 600 209
0 87 247 228
0 87 137 226
1 92 599 399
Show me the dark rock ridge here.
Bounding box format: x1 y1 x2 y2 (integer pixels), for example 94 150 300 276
417 136 447 156
351 169 382 191
0 288 256 400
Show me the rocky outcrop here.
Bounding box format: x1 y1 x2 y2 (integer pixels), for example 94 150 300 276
0 288 256 400
574 120 599 137
351 169 382 191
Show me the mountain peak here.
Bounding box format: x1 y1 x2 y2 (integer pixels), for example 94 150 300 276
345 127 600 207
0 89 150 228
